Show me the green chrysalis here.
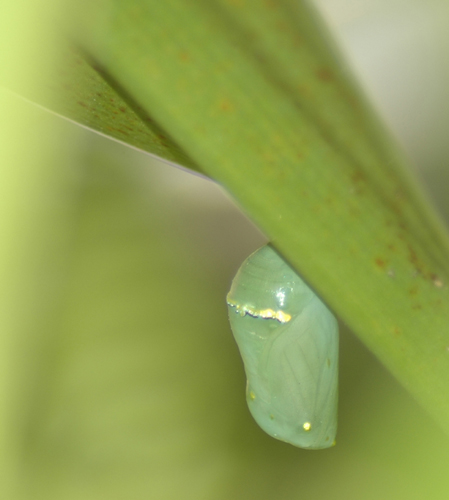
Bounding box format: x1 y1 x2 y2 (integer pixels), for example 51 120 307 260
227 245 338 449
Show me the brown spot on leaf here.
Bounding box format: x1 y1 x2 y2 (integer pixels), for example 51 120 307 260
265 0 279 8
316 68 334 82
375 258 386 270
276 20 288 31
407 244 423 274
431 274 444 288
179 51 190 62
297 84 310 96
351 171 365 184
219 99 234 112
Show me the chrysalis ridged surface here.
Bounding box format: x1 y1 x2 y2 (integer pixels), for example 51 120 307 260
227 245 338 449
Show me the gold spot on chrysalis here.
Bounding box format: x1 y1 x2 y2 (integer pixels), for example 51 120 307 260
249 391 256 401
303 422 312 431
226 297 291 323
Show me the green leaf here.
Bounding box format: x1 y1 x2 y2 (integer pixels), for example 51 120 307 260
65 0 449 434
6 0 449 497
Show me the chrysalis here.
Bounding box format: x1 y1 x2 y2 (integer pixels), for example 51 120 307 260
227 245 338 449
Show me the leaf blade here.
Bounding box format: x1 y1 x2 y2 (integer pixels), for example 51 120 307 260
66 0 449 433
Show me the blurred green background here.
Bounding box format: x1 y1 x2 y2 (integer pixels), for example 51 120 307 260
2 0 449 499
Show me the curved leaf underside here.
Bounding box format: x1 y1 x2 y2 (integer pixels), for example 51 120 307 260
4 45 199 173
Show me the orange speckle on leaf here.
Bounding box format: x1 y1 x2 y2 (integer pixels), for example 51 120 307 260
351 171 365 184
276 20 288 31
265 0 279 8
219 99 234 112
179 51 190 62
407 244 424 275
375 258 386 270
297 84 310 96
316 68 334 82
431 274 444 288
